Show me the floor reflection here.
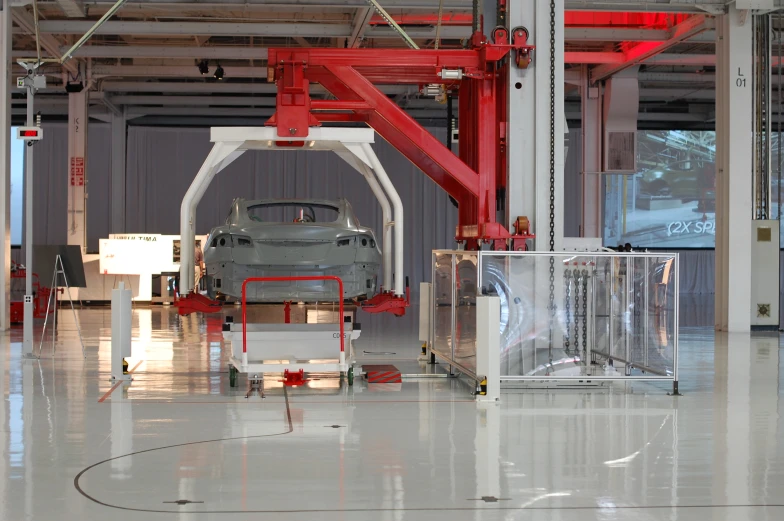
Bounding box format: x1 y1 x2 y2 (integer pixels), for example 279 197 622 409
0 306 780 520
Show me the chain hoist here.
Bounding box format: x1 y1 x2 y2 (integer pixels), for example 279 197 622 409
563 269 571 352
581 269 588 359
547 0 557 359
573 270 580 355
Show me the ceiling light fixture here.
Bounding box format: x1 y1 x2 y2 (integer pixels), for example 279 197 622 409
197 60 209 75
214 64 225 81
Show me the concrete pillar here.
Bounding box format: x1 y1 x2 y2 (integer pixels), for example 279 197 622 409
0 0 11 330
110 108 126 233
67 89 88 253
506 0 564 251
715 6 753 332
580 65 602 238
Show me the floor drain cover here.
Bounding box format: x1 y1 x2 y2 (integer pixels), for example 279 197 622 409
325 425 345 428
164 500 204 505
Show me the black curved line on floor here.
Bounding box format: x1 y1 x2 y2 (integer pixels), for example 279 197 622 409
74 387 784 514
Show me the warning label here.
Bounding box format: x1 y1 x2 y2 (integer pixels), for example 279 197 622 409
70 157 85 186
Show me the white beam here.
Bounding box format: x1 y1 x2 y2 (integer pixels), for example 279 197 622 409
101 81 280 93
39 45 269 60
110 108 125 233
111 95 277 106
348 7 372 48
98 80 413 96
566 52 720 66
55 0 85 17
590 15 714 83
11 7 78 74
0 0 12 331
30 0 738 13
580 66 602 237
90 64 267 78
39 20 352 37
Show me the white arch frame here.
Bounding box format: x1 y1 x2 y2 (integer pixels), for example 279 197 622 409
179 127 404 297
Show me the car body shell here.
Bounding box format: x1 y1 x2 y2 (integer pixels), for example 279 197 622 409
204 198 381 302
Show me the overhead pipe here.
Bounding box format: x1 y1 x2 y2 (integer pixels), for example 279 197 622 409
61 0 129 63
364 0 419 49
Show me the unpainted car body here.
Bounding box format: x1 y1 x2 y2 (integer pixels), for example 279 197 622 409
204 198 381 302
638 159 715 211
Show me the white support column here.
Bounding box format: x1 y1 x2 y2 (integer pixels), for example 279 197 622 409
507 0 565 357
0 0 11 331
580 64 602 238
110 108 126 233
507 0 564 251
715 7 753 332
67 89 88 253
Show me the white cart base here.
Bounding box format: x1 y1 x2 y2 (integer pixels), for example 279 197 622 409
223 321 360 377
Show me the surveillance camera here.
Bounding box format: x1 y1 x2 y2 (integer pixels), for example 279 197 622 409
27 69 33 75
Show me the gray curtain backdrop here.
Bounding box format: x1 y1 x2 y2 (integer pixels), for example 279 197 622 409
123 126 458 291
27 123 756 300
30 123 111 252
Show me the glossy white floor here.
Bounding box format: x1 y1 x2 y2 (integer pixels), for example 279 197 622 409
1 303 782 521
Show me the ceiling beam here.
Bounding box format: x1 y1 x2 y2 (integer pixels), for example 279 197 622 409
98 80 415 95
33 19 717 42
11 7 79 74
111 95 278 106
24 0 738 13
89 64 268 78
590 14 714 83
13 45 271 60
565 52 722 66
55 0 86 18
37 20 353 37
348 7 373 48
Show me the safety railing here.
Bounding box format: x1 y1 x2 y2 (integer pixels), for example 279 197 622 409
241 276 345 366
430 250 679 393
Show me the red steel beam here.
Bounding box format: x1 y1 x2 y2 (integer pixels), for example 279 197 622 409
318 64 479 199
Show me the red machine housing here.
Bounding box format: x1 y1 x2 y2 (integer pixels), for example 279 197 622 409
266 28 535 250
10 265 53 323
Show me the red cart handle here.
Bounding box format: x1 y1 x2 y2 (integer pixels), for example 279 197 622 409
241 276 345 355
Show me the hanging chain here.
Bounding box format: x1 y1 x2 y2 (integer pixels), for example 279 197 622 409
581 269 588 360
549 0 556 252
573 271 580 355
563 269 571 352
547 0 557 357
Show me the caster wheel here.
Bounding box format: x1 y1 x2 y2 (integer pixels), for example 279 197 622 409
229 365 237 388
347 367 354 386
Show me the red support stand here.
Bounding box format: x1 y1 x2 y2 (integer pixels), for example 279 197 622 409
360 277 410 317
284 301 291 324
175 291 223 316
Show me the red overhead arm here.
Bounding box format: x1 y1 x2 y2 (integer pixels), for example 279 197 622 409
266 31 533 248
